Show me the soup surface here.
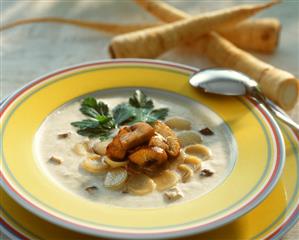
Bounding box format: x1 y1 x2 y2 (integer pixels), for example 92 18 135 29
34 88 237 208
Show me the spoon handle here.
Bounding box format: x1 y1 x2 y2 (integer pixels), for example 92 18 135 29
265 99 299 132
252 90 299 133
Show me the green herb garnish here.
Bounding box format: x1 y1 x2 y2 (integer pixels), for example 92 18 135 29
71 90 169 139
129 90 154 109
112 103 136 125
80 97 109 118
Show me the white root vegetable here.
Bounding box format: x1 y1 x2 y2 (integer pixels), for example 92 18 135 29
177 164 193 183
103 156 129 168
165 117 191 130
93 140 110 155
134 0 298 110
134 0 281 53
177 131 202 147
128 174 156 195
153 170 179 191
184 155 202 172
81 158 109 174
73 142 93 156
110 0 279 58
104 168 128 189
88 153 101 161
0 17 158 33
185 144 212 160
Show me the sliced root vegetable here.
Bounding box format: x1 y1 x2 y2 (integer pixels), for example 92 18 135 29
93 140 110 155
177 164 193 183
73 143 88 156
184 155 202 172
73 141 93 156
88 153 101 161
81 158 109 174
184 144 212 160
128 174 156 195
152 170 178 191
104 168 128 190
165 117 191 130
177 130 202 147
103 156 129 168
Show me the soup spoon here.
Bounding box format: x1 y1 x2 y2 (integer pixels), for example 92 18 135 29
189 68 299 133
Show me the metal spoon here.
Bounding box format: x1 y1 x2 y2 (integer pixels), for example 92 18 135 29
189 68 299 133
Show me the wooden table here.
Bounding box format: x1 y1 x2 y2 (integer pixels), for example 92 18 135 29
1 1 298 239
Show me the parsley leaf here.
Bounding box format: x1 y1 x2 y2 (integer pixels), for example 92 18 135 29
96 115 111 124
71 119 99 129
129 90 154 109
95 101 109 116
71 117 115 139
80 97 109 117
72 97 115 139
80 106 100 118
77 128 112 140
146 108 169 122
130 108 169 124
112 103 136 126
82 97 97 108
71 90 169 139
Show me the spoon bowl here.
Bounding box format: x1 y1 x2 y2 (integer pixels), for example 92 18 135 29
189 68 257 96
189 68 299 132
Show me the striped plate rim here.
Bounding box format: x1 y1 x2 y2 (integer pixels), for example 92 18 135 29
0 59 286 239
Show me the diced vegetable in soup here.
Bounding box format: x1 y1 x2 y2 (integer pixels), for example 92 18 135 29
34 89 236 208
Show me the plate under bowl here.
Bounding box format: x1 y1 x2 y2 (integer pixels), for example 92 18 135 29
0 59 285 239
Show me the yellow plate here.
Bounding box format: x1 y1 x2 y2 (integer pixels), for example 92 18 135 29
1 126 297 240
0 60 285 239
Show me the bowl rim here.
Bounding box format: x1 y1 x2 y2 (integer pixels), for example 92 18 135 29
0 59 285 239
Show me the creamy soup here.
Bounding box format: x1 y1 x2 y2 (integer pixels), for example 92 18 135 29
34 88 237 208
